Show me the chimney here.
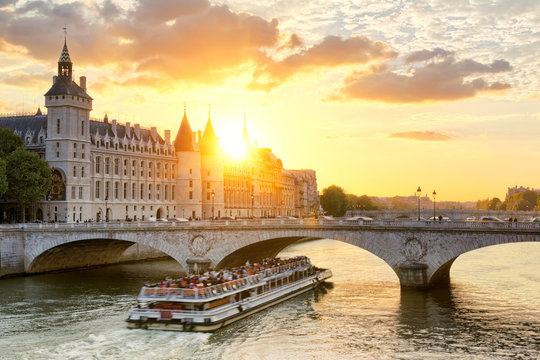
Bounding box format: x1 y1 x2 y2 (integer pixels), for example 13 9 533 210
52 76 57 85
79 76 86 90
134 124 140 138
164 129 171 144
151 126 157 141
104 114 109 123
197 130 202 144
125 122 131 138
112 119 117 136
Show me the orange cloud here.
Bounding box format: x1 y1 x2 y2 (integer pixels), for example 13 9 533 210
332 51 512 103
389 131 452 141
249 35 397 91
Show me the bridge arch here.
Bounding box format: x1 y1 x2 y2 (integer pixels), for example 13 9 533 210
24 233 191 274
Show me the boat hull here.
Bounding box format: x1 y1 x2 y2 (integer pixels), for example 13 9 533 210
127 270 331 332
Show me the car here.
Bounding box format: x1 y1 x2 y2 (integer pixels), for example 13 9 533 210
155 218 167 222
530 217 540 223
428 216 451 222
347 216 374 221
167 218 189 222
479 216 504 222
465 216 477 222
217 216 235 220
147 217 157 222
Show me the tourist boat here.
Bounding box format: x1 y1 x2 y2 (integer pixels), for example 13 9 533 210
126 256 332 332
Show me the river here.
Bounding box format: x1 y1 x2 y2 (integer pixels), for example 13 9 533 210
0 239 538 359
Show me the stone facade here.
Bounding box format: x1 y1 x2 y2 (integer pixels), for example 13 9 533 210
0 39 319 222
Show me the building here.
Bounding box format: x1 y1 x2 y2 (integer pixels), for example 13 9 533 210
0 38 318 223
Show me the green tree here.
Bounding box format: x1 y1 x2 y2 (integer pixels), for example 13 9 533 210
0 128 24 157
476 198 490 210
0 158 7 197
488 197 502 210
6 148 51 222
320 185 348 217
521 190 538 206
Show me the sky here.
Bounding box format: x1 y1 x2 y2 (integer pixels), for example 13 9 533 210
0 0 539 201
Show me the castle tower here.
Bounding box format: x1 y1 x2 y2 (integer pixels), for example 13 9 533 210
199 109 224 219
44 35 92 222
174 105 202 219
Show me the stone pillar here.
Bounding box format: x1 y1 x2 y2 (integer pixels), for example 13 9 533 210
186 258 212 274
397 263 428 288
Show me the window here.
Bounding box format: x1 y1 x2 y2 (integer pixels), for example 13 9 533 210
189 191 193 200
140 183 144 199
39 136 44 144
124 159 128 176
164 164 168 178
207 192 210 200
82 144 85 159
189 168 192 174
79 187 83 199
207 170 210 176
157 163 161 178
148 184 152 200
156 185 160 200
81 167 85 177
132 183 136 200
123 182 127 199
105 158 110 174
189 179 193 188
207 182 210 189
81 121 84 136
172 186 175 201
105 181 110 199
73 166 77 177
164 185 168 201
71 186 76 199
140 161 144 176
95 181 101 199
132 160 136 176
73 143 77 158
96 157 101 174
115 181 119 199
56 119 60 134
114 158 119 175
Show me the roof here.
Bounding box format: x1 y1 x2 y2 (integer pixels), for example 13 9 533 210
59 41 71 63
0 114 47 144
174 109 194 151
200 118 219 155
44 77 92 100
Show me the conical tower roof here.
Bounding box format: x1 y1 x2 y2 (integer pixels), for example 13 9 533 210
200 110 219 155
58 40 72 63
174 106 194 151
241 114 252 151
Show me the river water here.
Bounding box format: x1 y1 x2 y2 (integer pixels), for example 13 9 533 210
0 239 538 359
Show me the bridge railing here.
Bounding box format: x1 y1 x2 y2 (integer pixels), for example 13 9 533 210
2 219 540 230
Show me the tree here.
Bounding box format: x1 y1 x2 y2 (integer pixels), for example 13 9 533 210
488 197 502 210
350 195 378 210
0 128 24 157
5 148 51 222
320 185 348 217
0 158 7 198
476 198 490 210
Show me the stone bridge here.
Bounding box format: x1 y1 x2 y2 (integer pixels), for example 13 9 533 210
1 219 539 288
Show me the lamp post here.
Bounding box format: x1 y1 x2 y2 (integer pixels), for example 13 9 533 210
416 186 422 221
46 194 51 223
432 190 437 220
105 195 109 222
211 191 215 220
251 194 254 219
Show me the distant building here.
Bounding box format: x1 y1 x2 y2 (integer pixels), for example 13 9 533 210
506 186 540 199
0 37 318 222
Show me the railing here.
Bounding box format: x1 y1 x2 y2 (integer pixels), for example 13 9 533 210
138 259 308 301
1 219 540 230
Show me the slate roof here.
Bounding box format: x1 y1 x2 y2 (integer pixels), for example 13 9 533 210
0 114 47 144
44 77 92 100
174 110 194 151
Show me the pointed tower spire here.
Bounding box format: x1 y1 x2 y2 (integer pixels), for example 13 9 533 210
58 27 72 79
174 103 194 151
241 111 252 152
200 105 219 155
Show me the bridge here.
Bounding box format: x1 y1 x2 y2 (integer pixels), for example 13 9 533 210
1 219 539 288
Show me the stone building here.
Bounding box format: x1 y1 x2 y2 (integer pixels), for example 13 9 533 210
0 39 318 222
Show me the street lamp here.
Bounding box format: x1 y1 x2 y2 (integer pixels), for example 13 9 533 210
432 190 437 220
105 195 109 222
211 190 215 220
416 186 422 221
251 194 254 219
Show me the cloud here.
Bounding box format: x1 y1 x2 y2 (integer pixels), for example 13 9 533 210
331 50 512 103
248 35 397 91
0 71 49 88
389 131 452 141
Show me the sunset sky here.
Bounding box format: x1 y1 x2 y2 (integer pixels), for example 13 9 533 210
0 0 539 201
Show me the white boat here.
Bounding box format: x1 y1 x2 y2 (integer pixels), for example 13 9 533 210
126 256 332 332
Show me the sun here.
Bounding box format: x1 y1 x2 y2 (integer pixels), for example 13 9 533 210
222 136 249 159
